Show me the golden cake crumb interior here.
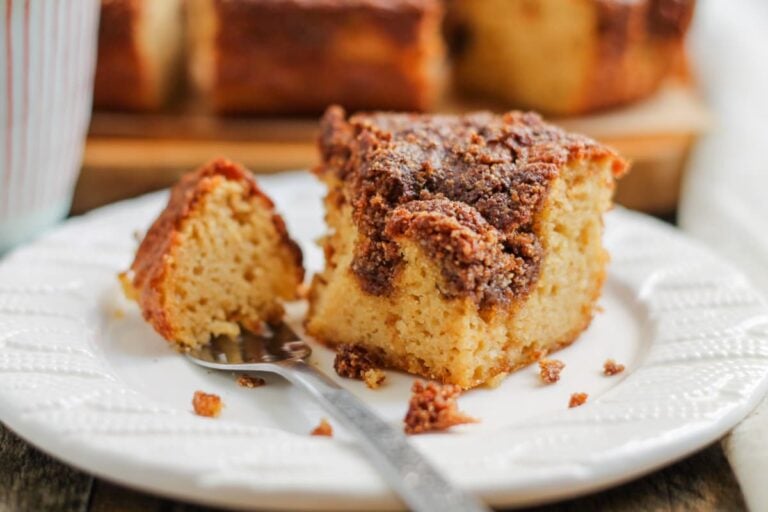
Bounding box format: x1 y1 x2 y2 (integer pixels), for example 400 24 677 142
126 159 304 349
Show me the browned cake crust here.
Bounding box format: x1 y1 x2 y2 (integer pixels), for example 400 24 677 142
585 0 694 110
447 0 695 115
129 159 303 342
94 0 181 111
317 106 626 309
188 0 444 114
94 0 147 110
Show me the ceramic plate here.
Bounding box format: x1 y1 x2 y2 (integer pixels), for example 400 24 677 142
1 171 768 511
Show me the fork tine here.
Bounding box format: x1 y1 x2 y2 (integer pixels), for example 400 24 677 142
241 330 272 362
209 335 243 364
187 322 310 368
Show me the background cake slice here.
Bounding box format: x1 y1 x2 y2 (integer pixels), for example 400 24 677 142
94 0 184 111
186 0 444 114
125 159 304 349
307 106 628 389
446 0 695 115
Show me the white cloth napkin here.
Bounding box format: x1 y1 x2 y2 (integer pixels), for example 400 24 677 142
678 2 768 510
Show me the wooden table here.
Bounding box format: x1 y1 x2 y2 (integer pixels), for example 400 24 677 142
0 421 746 511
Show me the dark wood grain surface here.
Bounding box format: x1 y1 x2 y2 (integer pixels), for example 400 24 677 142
0 422 745 512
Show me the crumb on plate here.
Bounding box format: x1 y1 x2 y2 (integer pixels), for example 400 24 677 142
569 392 588 408
603 359 625 376
310 418 333 437
192 390 223 417
237 374 266 388
538 358 565 384
363 368 386 389
334 344 386 389
404 380 477 435
117 271 138 301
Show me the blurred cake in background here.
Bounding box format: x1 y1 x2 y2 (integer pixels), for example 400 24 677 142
186 0 445 114
93 0 184 111
447 0 696 116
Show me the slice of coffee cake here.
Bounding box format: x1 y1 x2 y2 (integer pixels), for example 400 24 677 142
308 106 627 389
125 159 304 349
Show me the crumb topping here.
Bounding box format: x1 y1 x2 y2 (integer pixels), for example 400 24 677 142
237 374 266 388
538 359 565 384
318 106 626 309
334 344 386 389
603 359 625 376
404 380 477 434
192 390 223 417
569 392 588 408
310 418 333 437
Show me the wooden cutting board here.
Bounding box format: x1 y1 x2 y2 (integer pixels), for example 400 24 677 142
74 80 711 215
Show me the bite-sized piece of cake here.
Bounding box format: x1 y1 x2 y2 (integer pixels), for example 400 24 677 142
404 381 476 434
94 0 183 111
307 106 627 389
186 0 444 114
125 158 304 349
446 0 695 115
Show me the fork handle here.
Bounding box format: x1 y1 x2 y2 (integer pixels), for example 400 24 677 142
275 359 490 512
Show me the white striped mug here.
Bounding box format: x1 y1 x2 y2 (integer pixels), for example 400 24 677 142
0 0 100 253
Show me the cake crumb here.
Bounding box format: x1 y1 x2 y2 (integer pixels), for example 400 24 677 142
117 272 138 301
404 380 477 434
569 392 588 408
192 391 223 417
538 359 565 384
310 418 333 437
237 374 266 388
363 368 386 389
112 308 125 319
603 359 625 376
334 344 386 389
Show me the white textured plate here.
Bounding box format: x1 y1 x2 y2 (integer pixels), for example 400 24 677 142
1 171 768 511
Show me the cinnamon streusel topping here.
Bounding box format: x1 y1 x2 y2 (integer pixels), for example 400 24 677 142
334 343 387 389
318 106 626 309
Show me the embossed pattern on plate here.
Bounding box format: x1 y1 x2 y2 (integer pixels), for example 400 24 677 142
0 171 767 511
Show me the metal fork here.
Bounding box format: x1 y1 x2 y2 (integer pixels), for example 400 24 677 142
186 323 490 512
